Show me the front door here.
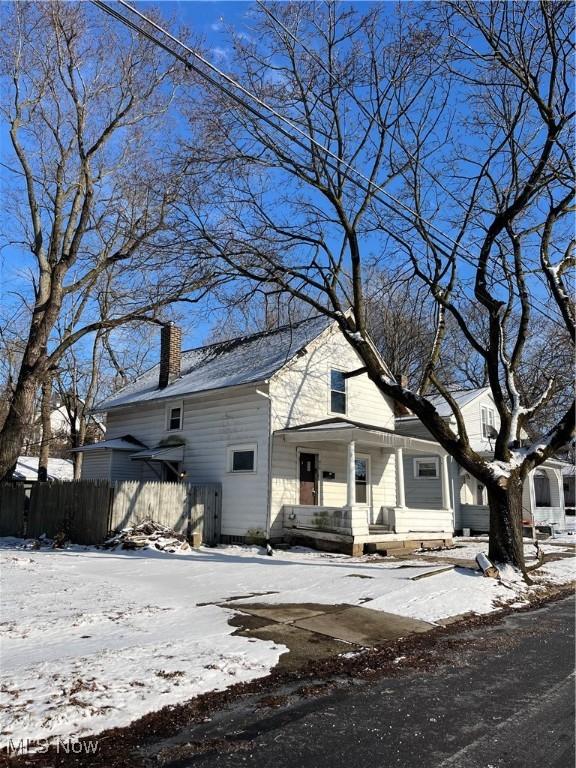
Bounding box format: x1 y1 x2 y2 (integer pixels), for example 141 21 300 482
299 452 318 505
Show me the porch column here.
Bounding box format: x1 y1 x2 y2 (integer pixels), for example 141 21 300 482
440 453 450 510
346 440 356 507
528 470 536 522
395 447 405 508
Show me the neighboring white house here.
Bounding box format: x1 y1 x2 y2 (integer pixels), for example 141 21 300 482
396 388 567 533
13 456 74 482
80 318 567 551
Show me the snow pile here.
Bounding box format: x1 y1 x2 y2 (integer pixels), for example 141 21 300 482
104 520 191 553
0 539 573 744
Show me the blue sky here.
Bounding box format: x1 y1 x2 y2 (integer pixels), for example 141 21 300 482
0 1 562 362
0 2 259 350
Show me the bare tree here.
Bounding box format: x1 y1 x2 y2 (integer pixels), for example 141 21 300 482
0 1 215 480
184 1 574 570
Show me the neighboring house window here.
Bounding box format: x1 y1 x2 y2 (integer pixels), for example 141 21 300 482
330 369 347 414
413 457 439 479
477 484 485 505
481 405 496 438
534 472 551 507
166 403 183 431
228 444 257 473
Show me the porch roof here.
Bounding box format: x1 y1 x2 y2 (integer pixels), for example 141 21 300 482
131 444 185 463
276 418 445 454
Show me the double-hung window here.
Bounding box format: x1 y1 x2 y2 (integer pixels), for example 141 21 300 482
330 369 347 414
166 403 183 431
481 406 496 438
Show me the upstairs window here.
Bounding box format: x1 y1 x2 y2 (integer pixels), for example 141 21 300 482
330 369 347 414
166 403 183 431
414 457 439 479
481 405 496 438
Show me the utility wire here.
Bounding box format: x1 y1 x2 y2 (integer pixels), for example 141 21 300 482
256 0 470 216
107 0 460 259
92 0 561 327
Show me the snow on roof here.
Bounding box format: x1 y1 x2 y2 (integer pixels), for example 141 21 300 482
13 456 74 481
561 464 576 476
396 387 490 419
95 315 334 412
71 436 147 453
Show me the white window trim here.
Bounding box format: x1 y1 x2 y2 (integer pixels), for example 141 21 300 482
481 405 496 437
413 456 440 480
328 368 347 416
227 443 258 474
165 400 183 432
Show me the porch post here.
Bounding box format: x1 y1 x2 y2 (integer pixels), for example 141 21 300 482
395 447 405 508
528 470 536 523
440 453 450 510
347 440 356 507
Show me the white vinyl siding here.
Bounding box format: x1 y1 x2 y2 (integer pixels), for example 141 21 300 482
104 387 270 537
270 324 395 430
81 450 111 481
403 454 442 509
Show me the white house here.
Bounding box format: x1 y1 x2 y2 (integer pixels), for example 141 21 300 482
80 318 567 552
396 388 567 533
12 456 74 482
81 317 456 554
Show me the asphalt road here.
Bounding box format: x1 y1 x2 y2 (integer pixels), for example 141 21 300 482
157 597 575 768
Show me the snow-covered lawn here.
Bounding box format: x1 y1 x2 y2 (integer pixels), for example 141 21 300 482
1 538 574 744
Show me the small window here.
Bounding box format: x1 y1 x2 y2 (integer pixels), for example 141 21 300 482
481 405 496 438
166 403 183 431
228 444 257 473
414 457 439 479
330 369 347 414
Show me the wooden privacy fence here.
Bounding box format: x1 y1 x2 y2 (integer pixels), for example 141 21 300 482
0 480 221 546
109 481 221 545
0 483 27 537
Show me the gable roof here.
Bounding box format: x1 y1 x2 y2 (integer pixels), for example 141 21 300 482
397 387 491 420
427 387 491 418
95 314 335 412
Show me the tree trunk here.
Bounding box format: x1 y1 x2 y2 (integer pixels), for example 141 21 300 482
0 374 39 482
487 474 525 570
38 377 52 482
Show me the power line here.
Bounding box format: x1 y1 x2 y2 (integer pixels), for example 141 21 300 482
92 0 562 328
256 0 470 217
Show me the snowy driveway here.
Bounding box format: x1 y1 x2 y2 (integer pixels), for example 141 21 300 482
1 540 573 743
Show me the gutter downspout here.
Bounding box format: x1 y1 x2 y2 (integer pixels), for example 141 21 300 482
256 387 274 544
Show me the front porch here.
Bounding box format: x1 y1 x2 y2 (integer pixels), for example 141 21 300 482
459 463 566 534
274 419 455 554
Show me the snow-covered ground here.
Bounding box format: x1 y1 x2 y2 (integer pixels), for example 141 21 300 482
0 538 573 744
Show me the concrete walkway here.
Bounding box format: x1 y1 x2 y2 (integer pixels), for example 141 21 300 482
228 601 434 671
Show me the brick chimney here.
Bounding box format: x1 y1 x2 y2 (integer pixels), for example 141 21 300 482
158 323 182 389
394 373 412 416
